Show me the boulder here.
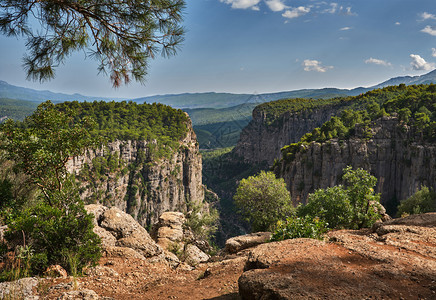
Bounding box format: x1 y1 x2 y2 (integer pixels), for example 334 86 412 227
151 211 185 249
85 205 163 258
239 227 436 300
224 232 271 254
0 277 39 300
375 212 436 228
183 244 210 266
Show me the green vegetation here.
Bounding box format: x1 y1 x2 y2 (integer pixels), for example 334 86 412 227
233 171 293 232
56 101 189 159
185 200 219 245
269 166 382 242
297 166 382 230
0 101 101 280
0 98 38 121
271 215 328 241
255 97 349 126
276 84 436 169
396 186 436 217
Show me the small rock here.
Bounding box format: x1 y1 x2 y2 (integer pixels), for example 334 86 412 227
57 289 99 300
45 265 68 278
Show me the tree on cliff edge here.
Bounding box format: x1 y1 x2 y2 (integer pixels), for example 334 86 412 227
234 171 293 232
0 0 185 87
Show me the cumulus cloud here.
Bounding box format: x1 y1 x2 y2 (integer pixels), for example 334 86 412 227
395 22 401 25
432 48 436 57
220 0 261 10
421 25 436 36
324 3 338 14
410 54 435 71
265 0 288 12
365 57 392 67
302 59 333 72
420 12 436 21
282 6 310 19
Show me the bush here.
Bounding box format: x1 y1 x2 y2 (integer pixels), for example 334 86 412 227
297 185 352 229
271 215 328 241
298 166 381 230
233 171 293 232
396 186 436 217
4 198 101 275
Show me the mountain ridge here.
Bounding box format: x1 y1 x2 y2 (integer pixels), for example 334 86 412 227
2 69 436 109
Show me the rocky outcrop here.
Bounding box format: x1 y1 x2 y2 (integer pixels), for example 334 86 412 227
233 104 346 165
224 232 271 254
239 213 436 299
0 277 39 300
276 116 436 209
150 211 210 266
150 211 186 249
67 118 204 228
85 205 163 259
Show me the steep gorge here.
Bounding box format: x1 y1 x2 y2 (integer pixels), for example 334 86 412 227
275 116 436 211
233 101 350 165
65 109 206 228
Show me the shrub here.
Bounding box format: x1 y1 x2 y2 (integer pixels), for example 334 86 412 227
396 186 436 217
298 166 381 230
233 171 293 232
271 215 328 242
5 198 101 275
297 185 352 229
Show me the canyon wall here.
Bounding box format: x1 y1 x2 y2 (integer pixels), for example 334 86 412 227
67 121 204 228
275 116 436 210
233 103 348 165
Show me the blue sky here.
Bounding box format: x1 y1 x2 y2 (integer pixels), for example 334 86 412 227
1 0 436 98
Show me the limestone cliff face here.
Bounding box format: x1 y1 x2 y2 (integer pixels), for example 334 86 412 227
276 116 436 208
67 120 204 228
233 104 346 165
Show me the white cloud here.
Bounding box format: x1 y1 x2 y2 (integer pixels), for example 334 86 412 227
302 59 333 72
282 6 310 19
395 22 401 25
324 3 338 14
365 57 392 67
410 54 435 71
421 25 436 36
220 0 261 10
420 12 436 21
340 27 352 31
432 48 436 57
341 6 356 16
265 0 288 12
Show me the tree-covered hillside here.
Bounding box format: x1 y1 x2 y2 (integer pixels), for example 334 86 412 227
0 98 38 121
56 101 189 158
277 84 436 166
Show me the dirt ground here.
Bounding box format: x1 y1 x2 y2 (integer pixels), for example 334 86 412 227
38 252 247 300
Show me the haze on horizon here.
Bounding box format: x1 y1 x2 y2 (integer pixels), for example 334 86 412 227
0 0 436 99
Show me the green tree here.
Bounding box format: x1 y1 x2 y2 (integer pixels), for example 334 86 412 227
298 166 381 230
233 171 293 232
396 186 436 217
0 102 101 277
0 101 96 207
0 0 185 87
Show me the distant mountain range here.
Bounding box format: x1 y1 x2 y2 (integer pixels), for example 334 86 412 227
1 69 436 109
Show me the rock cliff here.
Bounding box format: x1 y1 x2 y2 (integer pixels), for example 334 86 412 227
67 119 204 228
275 116 436 210
233 103 348 165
